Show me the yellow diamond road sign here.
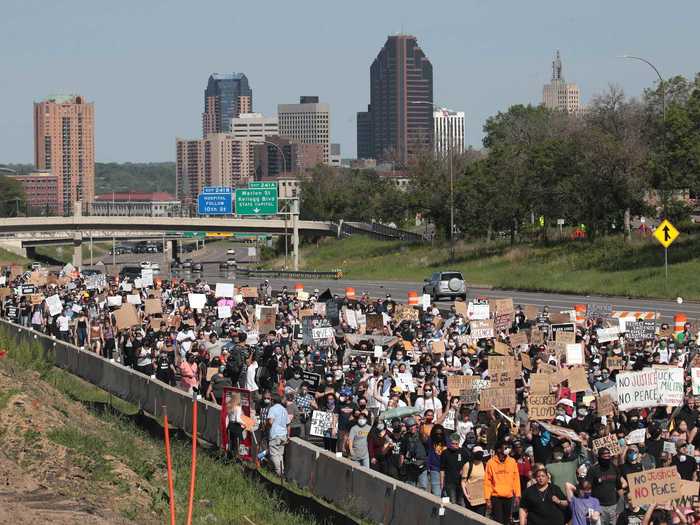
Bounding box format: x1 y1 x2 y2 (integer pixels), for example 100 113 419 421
653 219 679 248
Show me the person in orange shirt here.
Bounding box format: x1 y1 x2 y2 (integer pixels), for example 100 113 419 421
484 441 522 525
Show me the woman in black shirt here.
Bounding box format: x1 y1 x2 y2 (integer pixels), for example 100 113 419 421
520 466 568 525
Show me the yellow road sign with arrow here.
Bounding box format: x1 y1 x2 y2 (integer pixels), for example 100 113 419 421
653 219 679 248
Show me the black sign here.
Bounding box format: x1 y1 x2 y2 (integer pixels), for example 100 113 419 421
325 300 340 326
21 284 36 295
586 303 613 319
301 371 321 392
302 315 332 345
5 305 18 320
626 320 656 341
551 323 575 335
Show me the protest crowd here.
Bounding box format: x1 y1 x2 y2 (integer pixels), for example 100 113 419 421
4 262 700 525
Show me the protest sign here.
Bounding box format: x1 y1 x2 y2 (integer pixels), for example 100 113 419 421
217 305 232 319
566 343 584 365
140 268 154 287
692 368 700 396
421 294 431 310
396 372 415 393
538 422 583 442
492 298 514 317
655 367 684 406
468 303 490 321
521 353 532 370
46 294 63 316
29 293 44 305
616 369 659 411
114 304 140 330
107 295 123 307
301 371 321 392
494 313 513 332
555 329 576 344
523 305 539 320
592 434 622 455
530 374 552 394
625 428 646 445
215 283 235 298
587 303 613 319
478 386 516 411
471 320 494 340
454 301 468 318
530 329 545 345
566 367 589 392
663 441 677 455
126 294 141 305
396 305 419 323
325 301 340 325
431 340 446 354
460 390 480 405
596 394 615 416
144 298 162 315
607 356 624 371
447 375 477 397
509 332 528 348
671 481 700 508
529 393 557 420
366 313 383 332
627 467 682 506
464 479 485 506
626 320 657 341
596 327 620 343
309 411 338 438
239 287 257 299
188 293 206 310
313 302 327 317
258 306 276 334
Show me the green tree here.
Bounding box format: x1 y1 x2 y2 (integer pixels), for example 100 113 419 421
0 175 26 217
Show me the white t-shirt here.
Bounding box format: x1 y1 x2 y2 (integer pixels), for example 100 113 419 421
245 361 259 392
57 315 70 332
177 329 195 352
415 396 443 418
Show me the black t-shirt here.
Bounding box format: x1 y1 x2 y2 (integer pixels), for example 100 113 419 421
673 455 696 480
587 463 621 506
440 448 467 485
520 483 567 525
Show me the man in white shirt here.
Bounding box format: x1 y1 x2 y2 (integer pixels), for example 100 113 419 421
415 385 443 419
176 326 196 360
56 310 71 342
245 353 259 395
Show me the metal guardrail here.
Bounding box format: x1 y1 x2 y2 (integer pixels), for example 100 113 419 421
339 221 426 242
236 267 343 280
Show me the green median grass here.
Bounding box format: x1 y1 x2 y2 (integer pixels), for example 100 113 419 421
279 234 700 300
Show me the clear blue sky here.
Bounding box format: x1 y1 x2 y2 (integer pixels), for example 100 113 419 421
1 0 697 163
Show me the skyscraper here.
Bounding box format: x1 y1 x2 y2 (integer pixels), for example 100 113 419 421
542 51 582 114
278 96 330 164
358 35 433 165
202 73 253 137
356 105 372 159
33 94 95 215
433 108 465 156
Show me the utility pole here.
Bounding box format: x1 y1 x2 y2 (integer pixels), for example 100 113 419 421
291 197 299 271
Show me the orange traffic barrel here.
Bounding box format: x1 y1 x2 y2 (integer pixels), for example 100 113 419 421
408 291 419 306
346 287 356 300
674 313 688 337
294 283 304 292
574 304 586 325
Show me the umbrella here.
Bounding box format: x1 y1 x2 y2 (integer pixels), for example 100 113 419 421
380 406 422 421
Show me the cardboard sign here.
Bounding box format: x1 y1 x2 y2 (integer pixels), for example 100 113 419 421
464 479 485 506
309 411 338 438
149 317 165 331
144 298 162 315
592 434 622 456
521 353 533 370
366 313 383 332
471 320 494 340
596 394 615 416
447 375 479 398
566 367 589 392
510 332 528 348
431 340 446 354
454 301 468 318
530 374 552 394
587 303 613 319
555 330 576 345
671 480 700 508
537 422 582 442
616 369 659 411
215 283 235 298
460 389 480 405
529 393 557 420
258 306 277 334
523 305 539 320
607 356 625 371
627 467 682 506
566 343 584 365
530 329 545 345
240 287 258 298
29 293 44 305
114 304 140 330
478 386 516 411
494 313 513 332
491 298 514 317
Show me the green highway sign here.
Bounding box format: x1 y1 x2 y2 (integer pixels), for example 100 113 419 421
182 231 206 238
235 188 279 216
249 181 277 189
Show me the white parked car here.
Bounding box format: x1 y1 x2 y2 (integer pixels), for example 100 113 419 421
226 248 236 256
140 261 160 271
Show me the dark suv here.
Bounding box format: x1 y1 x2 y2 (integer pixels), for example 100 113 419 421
422 271 467 301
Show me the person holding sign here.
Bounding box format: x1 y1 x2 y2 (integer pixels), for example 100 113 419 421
519 466 568 525
586 448 624 525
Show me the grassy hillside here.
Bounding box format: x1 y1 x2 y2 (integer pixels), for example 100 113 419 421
277 234 700 300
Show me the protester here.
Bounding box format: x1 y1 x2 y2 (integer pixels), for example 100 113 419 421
485 441 521 525
519 465 568 525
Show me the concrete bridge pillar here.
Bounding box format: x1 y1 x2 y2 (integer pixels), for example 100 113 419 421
72 232 83 268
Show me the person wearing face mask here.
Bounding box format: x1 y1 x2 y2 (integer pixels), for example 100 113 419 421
594 369 614 392
484 441 521 525
368 421 393 474
569 405 594 435
399 417 429 490
440 433 468 506
345 411 371 467
462 445 487 514
564 479 602 525
672 442 696 480
519 466 568 525
320 393 340 452
621 446 643 484
586 448 623 525
415 385 444 419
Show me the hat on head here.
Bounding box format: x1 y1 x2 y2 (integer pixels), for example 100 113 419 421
404 417 417 426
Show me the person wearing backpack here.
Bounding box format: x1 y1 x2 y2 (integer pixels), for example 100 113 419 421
462 445 487 514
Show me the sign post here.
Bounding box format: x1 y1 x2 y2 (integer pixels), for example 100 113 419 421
653 219 679 280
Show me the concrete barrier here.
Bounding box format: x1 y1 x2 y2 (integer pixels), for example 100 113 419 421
391 484 443 525
285 438 319 490
0 320 501 525
314 450 355 507
351 464 396 524
441 504 494 525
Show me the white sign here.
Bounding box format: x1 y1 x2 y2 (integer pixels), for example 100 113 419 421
312 327 335 340
310 410 336 437
374 346 383 358
422 294 431 311
215 283 235 298
126 294 142 305
247 247 256 257
615 369 683 411
71 304 82 314
345 309 357 329
120 282 133 292
468 303 490 321
188 293 206 310
395 372 415 392
626 428 647 445
656 367 684 407
141 269 154 287
692 368 700 396
46 294 63 316
566 343 584 365
217 305 232 319
297 291 309 301
107 295 123 307
596 327 620 343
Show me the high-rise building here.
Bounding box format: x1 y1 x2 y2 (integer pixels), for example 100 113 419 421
278 96 330 163
433 108 465 156
33 94 95 215
202 73 252 137
230 112 278 142
542 51 582 114
359 35 433 165
175 134 255 204
253 135 323 179
356 106 372 159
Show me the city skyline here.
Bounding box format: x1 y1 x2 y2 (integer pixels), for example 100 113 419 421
1 0 698 163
